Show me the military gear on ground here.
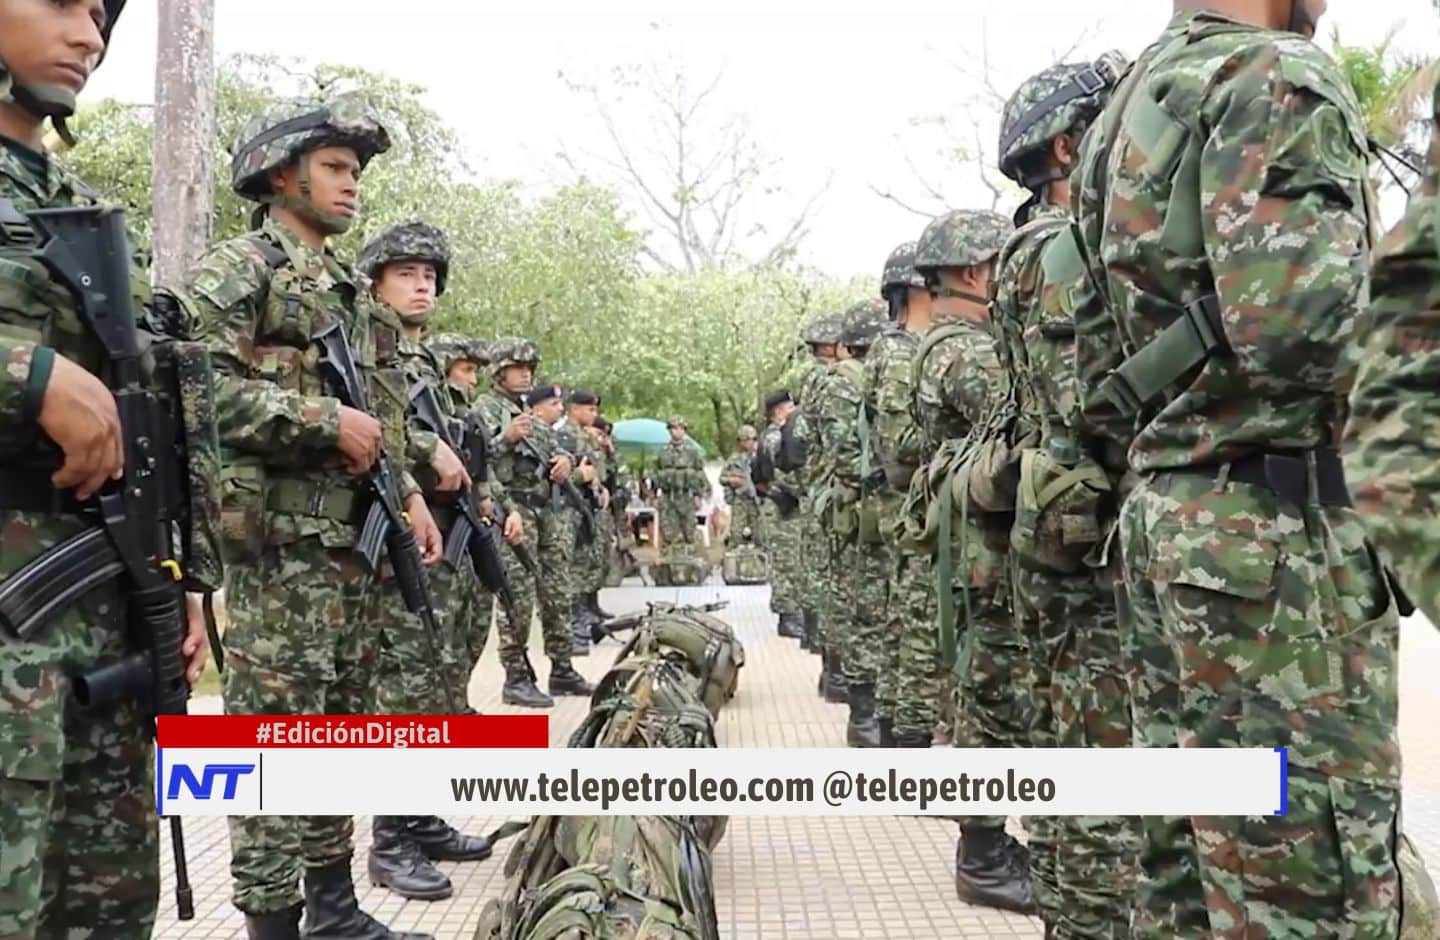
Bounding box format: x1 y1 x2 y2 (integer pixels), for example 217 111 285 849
997 54 1126 190
0 0 128 145
358 221 451 296
231 95 390 233
913 210 1013 273
591 602 744 718
881 241 924 296
721 544 769 585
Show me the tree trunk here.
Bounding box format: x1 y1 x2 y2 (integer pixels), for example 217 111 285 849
152 0 216 286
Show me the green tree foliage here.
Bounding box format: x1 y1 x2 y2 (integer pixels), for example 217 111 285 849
65 53 859 454
1329 27 1436 187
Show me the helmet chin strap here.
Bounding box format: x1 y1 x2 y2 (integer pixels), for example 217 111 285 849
262 152 354 235
2 74 79 146
396 309 432 328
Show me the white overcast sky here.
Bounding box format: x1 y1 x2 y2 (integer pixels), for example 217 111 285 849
88 0 1440 277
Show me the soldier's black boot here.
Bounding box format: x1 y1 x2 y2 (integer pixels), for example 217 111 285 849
502 663 554 709
246 903 301 940
406 815 492 862
823 650 848 704
877 716 896 747
588 590 613 620
367 815 453 900
893 730 932 747
845 682 882 747
302 857 435 938
569 601 592 657
800 609 819 652
776 610 803 639
548 665 595 696
954 823 1037 916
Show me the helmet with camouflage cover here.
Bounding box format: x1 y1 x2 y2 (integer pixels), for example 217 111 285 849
427 333 488 372
0 0 127 146
998 52 1126 191
737 424 758 440
880 241 924 297
488 337 540 376
842 298 888 350
358 222 452 296
913 210 1014 274
802 312 846 347
231 93 390 233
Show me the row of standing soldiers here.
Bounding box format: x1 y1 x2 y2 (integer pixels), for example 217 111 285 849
751 5 1438 937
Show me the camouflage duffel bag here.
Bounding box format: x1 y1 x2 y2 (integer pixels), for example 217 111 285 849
475 814 719 940
720 545 768 585
593 604 744 717
651 548 710 586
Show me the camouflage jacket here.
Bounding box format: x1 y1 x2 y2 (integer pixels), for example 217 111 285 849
759 422 803 501
184 215 420 549
816 358 867 496
555 415 602 500
472 387 568 505
397 328 495 506
721 452 757 505
1 339 34 433
796 358 830 487
654 438 705 499
1072 9 1376 473
1344 77 1440 621
865 325 923 490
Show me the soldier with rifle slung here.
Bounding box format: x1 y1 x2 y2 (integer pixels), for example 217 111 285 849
0 2 217 936
178 95 439 939
472 342 594 708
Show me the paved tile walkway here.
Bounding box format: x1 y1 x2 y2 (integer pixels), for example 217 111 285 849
153 579 1440 939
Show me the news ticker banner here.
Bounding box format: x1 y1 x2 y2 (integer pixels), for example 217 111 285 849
156 716 1287 818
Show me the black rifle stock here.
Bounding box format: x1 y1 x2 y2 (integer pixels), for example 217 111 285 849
516 432 596 545
408 381 514 609
311 319 455 713
13 206 195 920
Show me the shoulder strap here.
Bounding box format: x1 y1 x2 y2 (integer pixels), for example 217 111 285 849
910 321 969 397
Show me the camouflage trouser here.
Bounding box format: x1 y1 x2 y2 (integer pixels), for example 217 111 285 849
0 513 158 939
1120 472 1401 938
800 498 832 641
390 546 487 712
495 504 575 675
658 496 696 549
760 500 804 616
595 508 619 588
892 553 943 739
949 585 1026 830
371 568 462 715
1013 563 1138 938
873 488 905 720
575 503 606 595
839 534 888 687
727 497 763 548
222 536 380 914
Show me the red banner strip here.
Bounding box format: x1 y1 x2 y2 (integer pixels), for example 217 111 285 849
157 714 548 748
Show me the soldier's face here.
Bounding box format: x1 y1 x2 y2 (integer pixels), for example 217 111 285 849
532 398 563 423
771 402 795 425
500 364 533 394
449 360 479 389
812 343 838 362
669 426 686 442
375 261 437 317
0 0 106 96
570 403 598 427
740 438 756 454
273 146 362 223
932 264 993 322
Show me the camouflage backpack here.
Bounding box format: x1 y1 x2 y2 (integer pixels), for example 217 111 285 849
592 603 744 718
649 549 710 587
721 544 768 585
474 813 718 940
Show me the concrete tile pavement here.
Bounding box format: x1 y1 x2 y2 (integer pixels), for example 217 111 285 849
152 580 1440 939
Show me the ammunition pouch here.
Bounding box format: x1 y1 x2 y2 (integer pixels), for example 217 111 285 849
218 462 267 563
857 497 884 545
1009 439 1111 574
265 476 365 523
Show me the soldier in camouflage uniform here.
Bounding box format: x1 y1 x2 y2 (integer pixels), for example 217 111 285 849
473 345 594 708
755 390 806 638
909 209 1034 915
557 389 606 655
183 97 436 937
356 223 504 900
722 424 763 550
1073 3 1401 935
428 333 489 412
990 58 1138 938
817 300 889 747
865 242 937 749
653 416 706 559
797 313 847 697
0 3 216 935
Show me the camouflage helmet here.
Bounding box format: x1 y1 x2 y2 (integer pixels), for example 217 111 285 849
358 222 452 295
0 0 127 146
913 210 1014 273
801 312 846 347
842 299 889 350
737 424 758 440
232 94 391 202
488 337 541 375
427 333 488 372
998 53 1126 189
667 415 688 429
880 241 924 297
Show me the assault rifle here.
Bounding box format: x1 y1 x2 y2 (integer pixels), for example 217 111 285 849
0 206 203 920
589 600 729 644
408 381 514 607
311 319 454 712
517 430 596 545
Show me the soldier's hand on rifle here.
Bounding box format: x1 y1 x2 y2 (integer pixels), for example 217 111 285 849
403 493 444 565
505 413 533 443
576 459 596 484
549 454 574 482
598 485 611 511
430 440 471 493
182 593 210 686
503 510 524 544
337 406 383 475
478 496 496 518
37 353 124 501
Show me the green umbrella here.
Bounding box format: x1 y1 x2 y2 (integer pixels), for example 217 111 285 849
612 417 704 455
